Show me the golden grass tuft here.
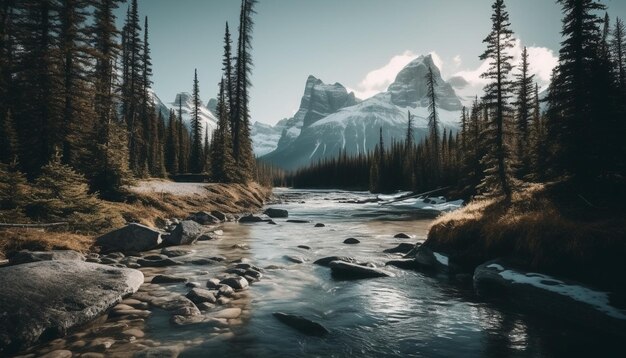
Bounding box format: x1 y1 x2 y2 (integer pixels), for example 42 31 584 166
0 228 93 260
426 182 626 290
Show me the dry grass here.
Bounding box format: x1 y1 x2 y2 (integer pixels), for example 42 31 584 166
0 181 271 259
0 229 93 260
426 182 626 290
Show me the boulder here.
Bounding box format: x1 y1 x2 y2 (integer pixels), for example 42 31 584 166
0 261 142 354
474 259 626 337
238 215 268 223
220 276 249 290
185 288 217 304
313 256 358 267
9 250 85 266
96 223 163 254
166 220 207 246
286 219 310 224
187 211 221 225
414 246 451 272
383 243 415 254
151 275 188 284
264 208 288 218
329 260 393 279
394 233 411 239
343 238 360 244
273 312 329 337
150 296 200 317
314 223 325 228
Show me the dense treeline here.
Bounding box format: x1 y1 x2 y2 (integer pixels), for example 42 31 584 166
0 0 260 207
0 0 263 230
288 0 626 203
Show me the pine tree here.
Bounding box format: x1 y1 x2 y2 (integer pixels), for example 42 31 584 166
13 0 61 178
232 0 257 182
210 78 236 182
477 0 516 200
612 17 626 91
0 1 16 165
189 69 203 173
222 22 235 137
425 65 441 182
29 152 124 233
0 109 18 164
91 0 130 198
140 15 153 175
0 161 30 222
513 46 534 178
164 109 179 174
121 0 144 175
550 0 618 183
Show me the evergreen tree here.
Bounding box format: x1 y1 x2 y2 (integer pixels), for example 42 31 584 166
210 78 236 182
13 0 61 177
29 152 123 233
222 22 235 137
612 17 626 91
513 46 534 178
549 0 617 183
189 69 203 173
426 65 441 181
0 109 18 164
91 0 130 198
405 110 414 148
232 0 257 182
0 161 30 221
478 0 516 200
140 15 153 176
121 0 144 175
164 109 179 174
0 1 16 165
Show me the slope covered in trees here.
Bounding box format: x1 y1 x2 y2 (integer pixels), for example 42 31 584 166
0 0 262 229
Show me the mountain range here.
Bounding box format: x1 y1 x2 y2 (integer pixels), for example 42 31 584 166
256 54 464 170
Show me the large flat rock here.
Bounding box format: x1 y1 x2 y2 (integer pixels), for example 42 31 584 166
0 261 143 354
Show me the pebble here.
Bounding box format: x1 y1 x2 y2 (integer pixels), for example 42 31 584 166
343 238 360 244
213 308 242 319
39 350 72 358
122 328 145 338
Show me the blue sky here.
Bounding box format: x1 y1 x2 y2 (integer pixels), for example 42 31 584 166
118 0 626 125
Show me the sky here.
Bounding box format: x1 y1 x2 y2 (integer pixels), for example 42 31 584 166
118 0 626 125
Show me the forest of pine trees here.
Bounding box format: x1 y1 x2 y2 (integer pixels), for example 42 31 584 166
290 0 626 204
0 0 260 214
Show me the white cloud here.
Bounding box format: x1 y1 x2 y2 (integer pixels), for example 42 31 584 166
348 50 417 99
452 38 558 103
349 50 447 100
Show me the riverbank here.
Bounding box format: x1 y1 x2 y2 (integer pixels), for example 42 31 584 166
422 182 626 292
0 180 271 260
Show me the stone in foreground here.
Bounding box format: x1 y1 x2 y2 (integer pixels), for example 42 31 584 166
0 261 143 354
273 312 329 337
329 260 393 279
383 243 415 254
313 256 358 267
96 223 163 254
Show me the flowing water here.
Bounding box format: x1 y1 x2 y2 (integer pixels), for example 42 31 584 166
19 188 622 357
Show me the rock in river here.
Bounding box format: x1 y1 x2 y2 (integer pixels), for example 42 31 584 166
96 223 163 254
264 208 289 218
8 250 85 266
273 312 329 337
329 260 393 279
165 220 207 246
394 233 411 239
187 211 221 225
220 276 249 290
343 238 360 244
238 215 268 223
383 243 415 254
313 256 358 267
0 261 143 354
185 288 217 304
284 255 306 264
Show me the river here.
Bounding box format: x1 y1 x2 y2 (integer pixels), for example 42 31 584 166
19 188 622 357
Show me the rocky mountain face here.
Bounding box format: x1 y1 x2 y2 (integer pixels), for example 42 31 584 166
259 55 463 170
